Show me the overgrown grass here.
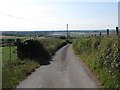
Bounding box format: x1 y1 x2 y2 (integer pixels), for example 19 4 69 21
2 60 39 88
73 36 120 89
2 37 67 88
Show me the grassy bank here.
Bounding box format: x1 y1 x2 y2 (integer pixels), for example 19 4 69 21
2 37 67 88
73 36 120 89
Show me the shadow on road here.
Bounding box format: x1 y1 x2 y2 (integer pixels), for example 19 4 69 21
40 55 55 66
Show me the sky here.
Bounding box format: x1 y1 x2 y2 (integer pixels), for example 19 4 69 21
0 0 119 31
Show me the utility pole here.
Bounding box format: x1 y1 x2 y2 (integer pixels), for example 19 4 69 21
116 27 119 35
67 24 68 41
107 29 109 36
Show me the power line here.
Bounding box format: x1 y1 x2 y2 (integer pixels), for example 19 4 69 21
0 12 63 26
0 13 40 22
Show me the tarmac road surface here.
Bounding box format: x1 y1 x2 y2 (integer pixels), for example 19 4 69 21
17 44 99 88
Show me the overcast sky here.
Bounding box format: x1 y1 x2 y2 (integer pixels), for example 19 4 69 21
0 0 119 31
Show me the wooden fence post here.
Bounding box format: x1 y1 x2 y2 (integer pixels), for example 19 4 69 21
66 24 68 41
116 27 119 35
100 32 101 36
107 29 109 36
9 43 11 61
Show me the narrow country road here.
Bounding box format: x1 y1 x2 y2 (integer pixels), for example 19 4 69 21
17 44 99 88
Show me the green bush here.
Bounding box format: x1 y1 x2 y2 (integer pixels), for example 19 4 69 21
17 39 50 63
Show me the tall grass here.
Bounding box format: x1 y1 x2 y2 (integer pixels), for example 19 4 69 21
73 36 120 89
2 60 39 88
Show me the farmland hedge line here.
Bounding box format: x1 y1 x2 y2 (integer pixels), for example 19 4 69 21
17 38 67 64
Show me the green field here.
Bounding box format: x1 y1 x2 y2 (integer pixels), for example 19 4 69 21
73 36 120 89
2 46 17 63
